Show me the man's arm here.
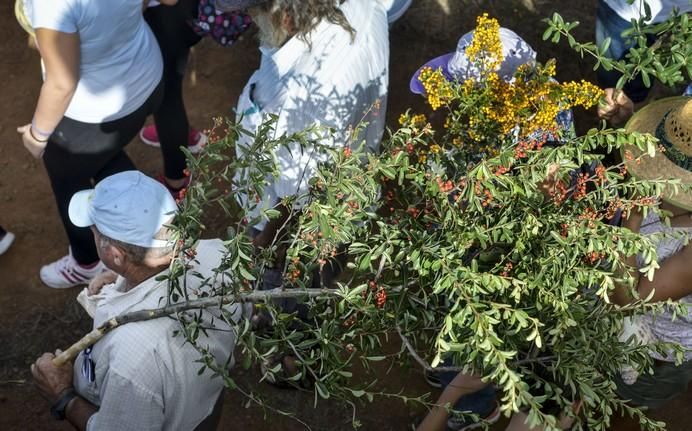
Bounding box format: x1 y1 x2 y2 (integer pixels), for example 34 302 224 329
65 397 98 431
31 352 97 430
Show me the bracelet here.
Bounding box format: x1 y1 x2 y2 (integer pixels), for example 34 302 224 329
29 126 49 143
31 119 53 138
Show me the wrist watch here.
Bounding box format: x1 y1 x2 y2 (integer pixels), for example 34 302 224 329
50 388 78 420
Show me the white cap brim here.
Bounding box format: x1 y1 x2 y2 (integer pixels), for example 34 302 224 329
68 189 95 228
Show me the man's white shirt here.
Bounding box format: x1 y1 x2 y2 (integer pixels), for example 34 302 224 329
73 240 241 430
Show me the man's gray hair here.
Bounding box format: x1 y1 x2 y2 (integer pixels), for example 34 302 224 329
98 233 175 264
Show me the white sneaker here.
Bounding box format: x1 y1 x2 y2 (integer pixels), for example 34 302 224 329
40 249 107 289
0 231 15 255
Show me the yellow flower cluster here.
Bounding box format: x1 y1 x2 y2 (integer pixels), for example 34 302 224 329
457 61 601 139
560 80 604 108
465 14 503 75
398 113 427 127
418 67 454 110
425 14 605 156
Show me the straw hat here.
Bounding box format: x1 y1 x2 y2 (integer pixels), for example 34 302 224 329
15 0 34 36
624 96 692 211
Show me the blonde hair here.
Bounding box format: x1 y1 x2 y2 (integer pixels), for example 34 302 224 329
15 0 34 36
260 0 355 45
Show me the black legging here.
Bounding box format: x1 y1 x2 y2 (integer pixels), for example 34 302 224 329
43 81 164 265
145 0 202 181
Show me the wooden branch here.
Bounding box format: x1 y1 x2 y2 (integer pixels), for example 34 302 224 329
395 325 556 374
52 288 339 367
396 325 464 373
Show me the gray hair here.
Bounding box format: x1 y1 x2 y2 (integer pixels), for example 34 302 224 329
97 233 175 264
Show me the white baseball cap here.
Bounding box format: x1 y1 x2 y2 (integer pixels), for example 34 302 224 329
68 171 178 248
410 27 537 94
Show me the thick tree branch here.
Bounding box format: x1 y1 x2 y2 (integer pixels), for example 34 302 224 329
53 288 339 367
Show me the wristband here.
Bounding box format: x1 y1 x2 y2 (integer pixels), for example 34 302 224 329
31 119 53 138
50 388 77 420
29 126 49 143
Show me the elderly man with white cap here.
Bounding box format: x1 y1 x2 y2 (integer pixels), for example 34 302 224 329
30 171 241 431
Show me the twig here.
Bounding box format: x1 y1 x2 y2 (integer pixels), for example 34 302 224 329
0 379 27 386
53 288 340 367
396 325 556 373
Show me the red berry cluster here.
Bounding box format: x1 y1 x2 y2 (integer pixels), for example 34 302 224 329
500 262 513 277
550 180 568 206
578 207 599 228
584 251 606 264
405 141 415 154
573 172 589 200
481 189 493 208
175 187 188 204
375 288 387 308
495 165 510 176
363 280 387 308
342 314 357 328
435 177 454 193
594 164 606 184
560 223 569 237
406 206 421 218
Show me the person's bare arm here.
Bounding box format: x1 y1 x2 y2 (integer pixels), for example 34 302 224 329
636 241 692 302
611 210 692 305
32 28 80 135
19 28 79 158
65 397 98 431
416 373 487 431
32 352 97 431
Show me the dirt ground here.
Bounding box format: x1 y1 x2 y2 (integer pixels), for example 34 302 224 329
1 1 690 430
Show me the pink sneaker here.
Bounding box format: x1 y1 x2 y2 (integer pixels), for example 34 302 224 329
40 249 107 289
157 174 192 202
139 125 206 154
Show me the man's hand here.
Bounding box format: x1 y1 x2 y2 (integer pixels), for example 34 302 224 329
87 270 118 296
597 88 634 125
31 351 74 403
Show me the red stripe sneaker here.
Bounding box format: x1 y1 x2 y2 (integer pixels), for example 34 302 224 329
139 125 207 154
40 249 107 289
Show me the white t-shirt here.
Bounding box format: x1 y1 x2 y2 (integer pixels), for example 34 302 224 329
27 0 163 123
604 0 692 23
235 0 389 229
